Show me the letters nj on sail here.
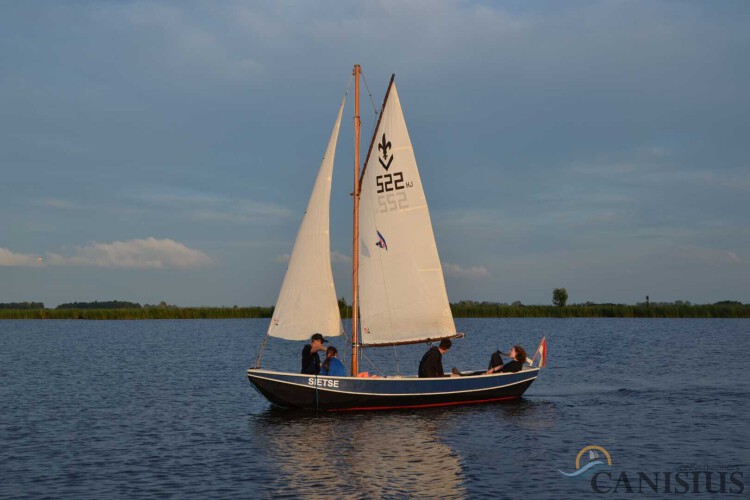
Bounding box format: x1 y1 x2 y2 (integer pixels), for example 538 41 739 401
267 99 346 340
358 82 456 345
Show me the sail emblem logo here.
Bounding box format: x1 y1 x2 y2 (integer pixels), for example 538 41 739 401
378 133 393 170
375 230 388 251
559 445 612 478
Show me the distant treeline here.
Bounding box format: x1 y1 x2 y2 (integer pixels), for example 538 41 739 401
1 300 748 319
449 301 750 319
0 306 273 320
56 300 143 310
0 302 45 309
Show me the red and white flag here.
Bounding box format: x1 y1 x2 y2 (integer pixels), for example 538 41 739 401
531 337 547 368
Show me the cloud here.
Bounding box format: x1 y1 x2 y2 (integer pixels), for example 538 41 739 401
132 189 293 224
684 247 742 267
0 248 44 267
2 238 212 269
38 198 83 210
134 190 225 208
192 202 293 223
692 170 750 193
90 2 265 85
634 245 743 269
62 238 212 269
442 262 490 279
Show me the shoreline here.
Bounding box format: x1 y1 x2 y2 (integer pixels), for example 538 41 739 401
1 304 748 320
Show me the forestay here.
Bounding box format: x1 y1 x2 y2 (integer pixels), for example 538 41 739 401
267 99 346 340
358 82 456 345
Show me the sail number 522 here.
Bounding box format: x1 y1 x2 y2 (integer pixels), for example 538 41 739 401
376 172 405 193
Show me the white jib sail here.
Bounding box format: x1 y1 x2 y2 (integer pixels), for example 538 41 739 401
267 99 345 340
358 82 456 345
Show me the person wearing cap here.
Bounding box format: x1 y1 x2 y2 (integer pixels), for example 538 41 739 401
301 333 327 375
418 338 452 378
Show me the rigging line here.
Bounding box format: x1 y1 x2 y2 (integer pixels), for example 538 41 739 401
360 349 383 376
360 69 379 115
359 70 382 173
254 333 270 368
337 314 351 366
343 73 353 97
314 374 320 411
393 343 400 376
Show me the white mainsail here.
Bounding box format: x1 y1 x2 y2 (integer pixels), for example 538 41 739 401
358 82 456 345
267 99 346 340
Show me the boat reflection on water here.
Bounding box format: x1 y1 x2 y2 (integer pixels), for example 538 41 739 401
250 408 467 498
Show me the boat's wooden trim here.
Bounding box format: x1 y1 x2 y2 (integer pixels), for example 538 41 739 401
360 332 465 348
352 64 361 376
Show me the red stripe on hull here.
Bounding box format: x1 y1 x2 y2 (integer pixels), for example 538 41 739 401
328 394 521 412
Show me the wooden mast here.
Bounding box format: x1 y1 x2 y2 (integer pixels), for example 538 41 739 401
351 64 361 376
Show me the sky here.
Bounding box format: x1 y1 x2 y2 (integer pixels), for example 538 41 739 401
1 1 749 307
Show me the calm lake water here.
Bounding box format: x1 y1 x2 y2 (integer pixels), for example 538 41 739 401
1 318 748 499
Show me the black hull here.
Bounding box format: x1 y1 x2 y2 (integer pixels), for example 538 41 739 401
247 368 539 412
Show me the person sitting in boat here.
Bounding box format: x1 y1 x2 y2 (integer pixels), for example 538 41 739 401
486 345 527 374
320 346 346 376
301 333 327 375
418 338 452 378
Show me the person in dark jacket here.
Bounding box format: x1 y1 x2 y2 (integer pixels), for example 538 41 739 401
486 345 527 374
418 338 452 377
301 333 327 374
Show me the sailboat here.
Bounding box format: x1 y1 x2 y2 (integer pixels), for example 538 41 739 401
247 66 544 411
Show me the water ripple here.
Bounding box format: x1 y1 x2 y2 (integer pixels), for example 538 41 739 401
1 318 749 498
